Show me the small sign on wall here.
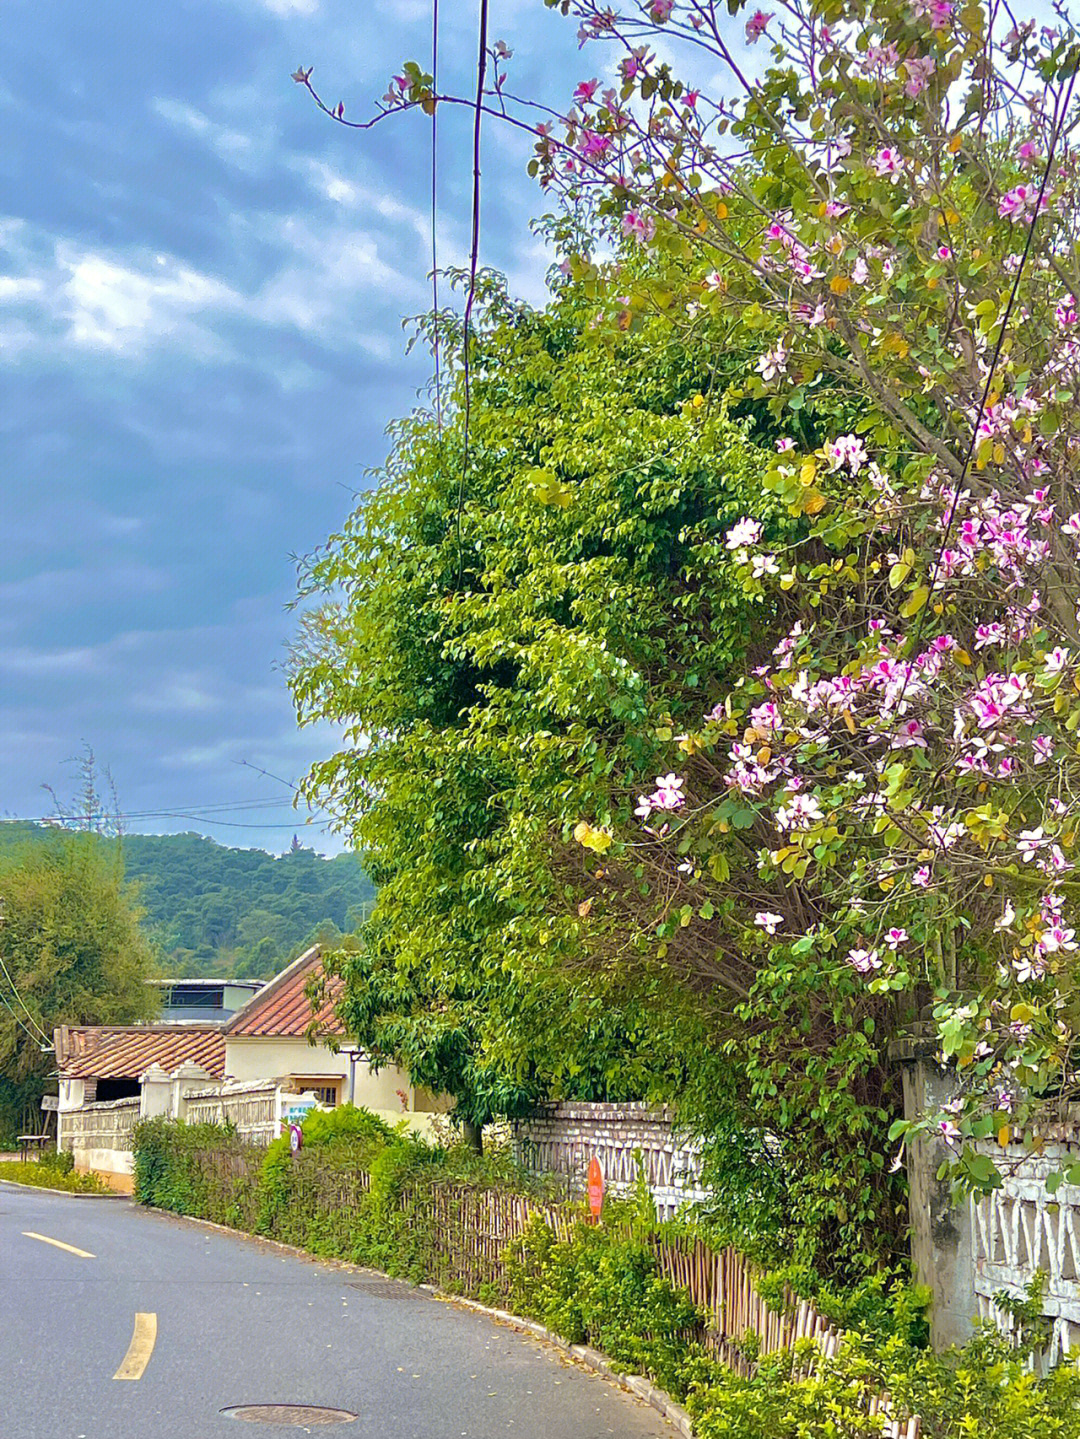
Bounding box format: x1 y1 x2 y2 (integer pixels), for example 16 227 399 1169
40 1095 59 1112
587 1156 604 1222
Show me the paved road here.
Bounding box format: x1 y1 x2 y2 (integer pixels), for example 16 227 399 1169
1 1185 672 1438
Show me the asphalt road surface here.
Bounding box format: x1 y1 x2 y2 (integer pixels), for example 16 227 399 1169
1 1185 673 1439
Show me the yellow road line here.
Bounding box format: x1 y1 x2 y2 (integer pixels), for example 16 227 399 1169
114 1312 157 1381
21 1230 95 1260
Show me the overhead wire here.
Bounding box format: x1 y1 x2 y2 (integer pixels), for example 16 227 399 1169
454 0 490 586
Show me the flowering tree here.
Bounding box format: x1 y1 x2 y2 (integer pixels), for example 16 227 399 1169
295 0 1080 1223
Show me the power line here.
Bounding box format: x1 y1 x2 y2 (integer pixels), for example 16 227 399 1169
0 952 50 1046
454 0 489 586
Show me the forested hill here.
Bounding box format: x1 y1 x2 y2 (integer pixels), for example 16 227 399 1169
0 825 374 979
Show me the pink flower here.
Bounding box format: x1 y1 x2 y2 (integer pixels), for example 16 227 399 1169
936 245 952 260
574 78 600 104
1044 646 1071 674
776 437 795 452
745 10 773 43
621 210 656 246
904 54 936 97
885 927 909 949
912 866 932 888
650 773 685 810
1017 141 1040 164
756 344 788 382
650 0 674 20
726 517 763 549
846 947 882 974
873 148 906 182
755 912 784 934
938 1118 962 1148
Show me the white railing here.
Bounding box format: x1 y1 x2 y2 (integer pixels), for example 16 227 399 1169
513 1101 708 1219
972 1118 1080 1368
183 1081 280 1147
60 1097 140 1152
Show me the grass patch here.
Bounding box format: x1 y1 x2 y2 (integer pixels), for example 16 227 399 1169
0 1156 112 1194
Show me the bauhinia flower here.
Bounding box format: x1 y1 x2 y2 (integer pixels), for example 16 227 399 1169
846 947 882 974
755 911 784 934
725 517 763 549
745 10 773 43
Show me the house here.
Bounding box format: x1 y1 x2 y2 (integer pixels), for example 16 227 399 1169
53 946 447 1190
148 977 264 1023
55 1023 227 1108
220 945 428 1111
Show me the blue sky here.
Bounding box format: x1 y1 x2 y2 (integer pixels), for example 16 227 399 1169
1 0 586 852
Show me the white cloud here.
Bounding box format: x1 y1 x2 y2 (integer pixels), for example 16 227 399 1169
0 275 43 301
59 247 241 354
152 98 257 167
258 0 318 13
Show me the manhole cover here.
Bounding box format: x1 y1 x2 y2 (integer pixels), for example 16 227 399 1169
221 1405 357 1425
347 1278 428 1301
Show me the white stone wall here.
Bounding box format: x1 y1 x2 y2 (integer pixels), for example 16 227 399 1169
513 1102 708 1219
971 1124 1080 1368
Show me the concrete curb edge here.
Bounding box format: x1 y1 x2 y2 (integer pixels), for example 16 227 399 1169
144 1206 694 1436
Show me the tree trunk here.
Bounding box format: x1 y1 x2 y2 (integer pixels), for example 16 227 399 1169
462 1118 483 1154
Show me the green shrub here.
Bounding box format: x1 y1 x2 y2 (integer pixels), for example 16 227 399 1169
0 1157 109 1194
37 1147 75 1176
132 1116 1080 1439
686 1331 1080 1439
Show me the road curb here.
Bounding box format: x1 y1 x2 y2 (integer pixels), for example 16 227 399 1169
0 1177 125 1199
146 1207 694 1435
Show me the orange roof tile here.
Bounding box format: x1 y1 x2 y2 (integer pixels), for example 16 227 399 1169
225 946 345 1039
55 1025 226 1080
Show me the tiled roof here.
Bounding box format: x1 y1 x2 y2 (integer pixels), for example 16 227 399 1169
225 946 345 1039
54 1024 226 1080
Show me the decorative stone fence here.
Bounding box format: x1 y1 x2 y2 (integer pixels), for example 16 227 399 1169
895 1030 1080 1364
970 1123 1080 1369
512 1101 708 1219
184 1081 283 1147
58 1096 141 1189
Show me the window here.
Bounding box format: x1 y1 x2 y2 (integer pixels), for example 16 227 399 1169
291 1079 341 1107
166 985 224 1010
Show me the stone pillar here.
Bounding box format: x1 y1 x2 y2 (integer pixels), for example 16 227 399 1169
892 1030 976 1350
170 1064 216 1121
139 1063 173 1119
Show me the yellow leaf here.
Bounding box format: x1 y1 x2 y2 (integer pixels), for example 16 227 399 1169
715 201 728 219
578 898 593 918
830 275 851 295
927 277 939 290
984 874 994 886
574 821 590 845
842 710 856 734
900 585 930 617
804 491 827 515
998 1125 1011 1147
993 443 1006 465
757 746 772 765
954 649 972 666
800 458 817 487
948 134 963 153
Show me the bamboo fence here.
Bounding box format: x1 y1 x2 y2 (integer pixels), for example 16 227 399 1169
397 1185 920 1438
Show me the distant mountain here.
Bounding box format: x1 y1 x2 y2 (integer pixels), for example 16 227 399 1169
0 824 374 979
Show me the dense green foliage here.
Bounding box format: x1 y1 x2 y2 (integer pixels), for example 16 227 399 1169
134 1113 1080 1438
0 833 157 1137
0 823 374 980
0 1150 110 1194
290 269 908 1270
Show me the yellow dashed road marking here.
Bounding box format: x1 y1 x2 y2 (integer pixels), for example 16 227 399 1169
114 1312 157 1381
21 1231 95 1259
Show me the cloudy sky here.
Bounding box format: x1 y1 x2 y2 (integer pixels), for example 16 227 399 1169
1 0 590 851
